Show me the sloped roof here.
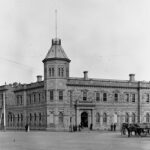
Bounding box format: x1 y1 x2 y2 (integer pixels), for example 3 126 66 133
43 38 70 62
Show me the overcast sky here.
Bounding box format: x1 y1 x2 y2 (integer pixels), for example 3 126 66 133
0 0 150 84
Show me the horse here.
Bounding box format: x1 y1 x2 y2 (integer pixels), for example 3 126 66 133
121 123 144 137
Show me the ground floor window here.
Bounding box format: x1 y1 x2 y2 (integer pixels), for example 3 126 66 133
146 113 150 123
96 113 100 123
103 113 107 124
59 112 63 124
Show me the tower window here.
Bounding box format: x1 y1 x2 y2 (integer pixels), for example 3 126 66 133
58 67 64 77
52 68 54 76
49 67 55 77
61 68 64 77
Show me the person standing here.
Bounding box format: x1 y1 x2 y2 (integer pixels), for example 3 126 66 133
114 123 116 131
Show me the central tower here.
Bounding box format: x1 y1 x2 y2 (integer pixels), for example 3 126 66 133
43 38 71 130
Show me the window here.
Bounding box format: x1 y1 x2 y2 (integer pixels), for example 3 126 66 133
21 114 23 122
146 94 149 103
83 91 87 101
103 113 107 124
125 113 129 123
49 68 52 77
38 93 41 102
50 90 54 101
34 113 36 121
39 113 41 121
132 113 136 123
59 91 63 101
17 96 19 105
58 68 61 76
58 67 64 77
49 67 55 77
29 95 32 104
125 94 129 102
30 113 32 121
103 93 107 102
132 94 135 102
33 94 36 103
20 96 23 105
146 113 150 123
96 113 100 123
96 92 100 101
61 68 64 77
114 93 118 102
58 112 63 124
52 68 54 76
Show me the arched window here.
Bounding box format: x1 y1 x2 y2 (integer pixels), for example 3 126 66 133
103 113 107 124
96 113 100 123
146 113 150 123
132 113 136 123
125 113 129 123
59 112 63 124
34 113 36 121
30 113 32 122
17 114 20 122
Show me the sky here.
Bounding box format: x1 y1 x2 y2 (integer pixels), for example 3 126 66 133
0 0 150 84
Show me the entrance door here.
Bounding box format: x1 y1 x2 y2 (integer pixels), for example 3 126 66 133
81 112 88 127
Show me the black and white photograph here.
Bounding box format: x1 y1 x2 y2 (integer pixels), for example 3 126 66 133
0 0 150 150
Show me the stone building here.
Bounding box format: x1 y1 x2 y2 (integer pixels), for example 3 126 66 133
0 37 150 131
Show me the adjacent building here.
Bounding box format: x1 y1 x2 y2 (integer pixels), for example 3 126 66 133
0 37 150 131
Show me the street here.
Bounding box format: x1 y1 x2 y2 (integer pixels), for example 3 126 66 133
0 131 149 150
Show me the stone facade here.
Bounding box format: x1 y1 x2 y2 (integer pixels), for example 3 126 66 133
0 38 150 131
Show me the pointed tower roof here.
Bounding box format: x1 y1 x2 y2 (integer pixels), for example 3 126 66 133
43 38 71 63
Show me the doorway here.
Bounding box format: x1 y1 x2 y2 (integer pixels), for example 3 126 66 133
81 112 88 128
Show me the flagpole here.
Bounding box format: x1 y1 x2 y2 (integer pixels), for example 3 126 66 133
3 92 6 131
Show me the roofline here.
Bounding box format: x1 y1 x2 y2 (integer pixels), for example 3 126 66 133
42 57 71 63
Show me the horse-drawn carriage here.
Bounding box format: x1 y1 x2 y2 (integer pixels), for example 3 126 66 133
121 123 150 137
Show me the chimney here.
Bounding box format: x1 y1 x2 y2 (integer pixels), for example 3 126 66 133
129 74 135 82
83 71 88 80
37 75 42 82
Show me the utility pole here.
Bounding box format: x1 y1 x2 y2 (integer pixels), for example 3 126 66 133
3 92 6 131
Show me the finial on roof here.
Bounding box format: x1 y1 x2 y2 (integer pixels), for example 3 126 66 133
55 9 58 39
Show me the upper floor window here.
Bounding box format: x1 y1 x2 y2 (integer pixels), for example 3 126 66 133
132 94 135 102
83 91 87 101
103 93 107 102
146 94 149 103
33 94 36 103
96 92 100 101
29 95 32 104
114 93 118 102
49 67 55 77
58 67 64 77
59 91 63 101
50 90 54 101
125 94 129 102
38 93 41 102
